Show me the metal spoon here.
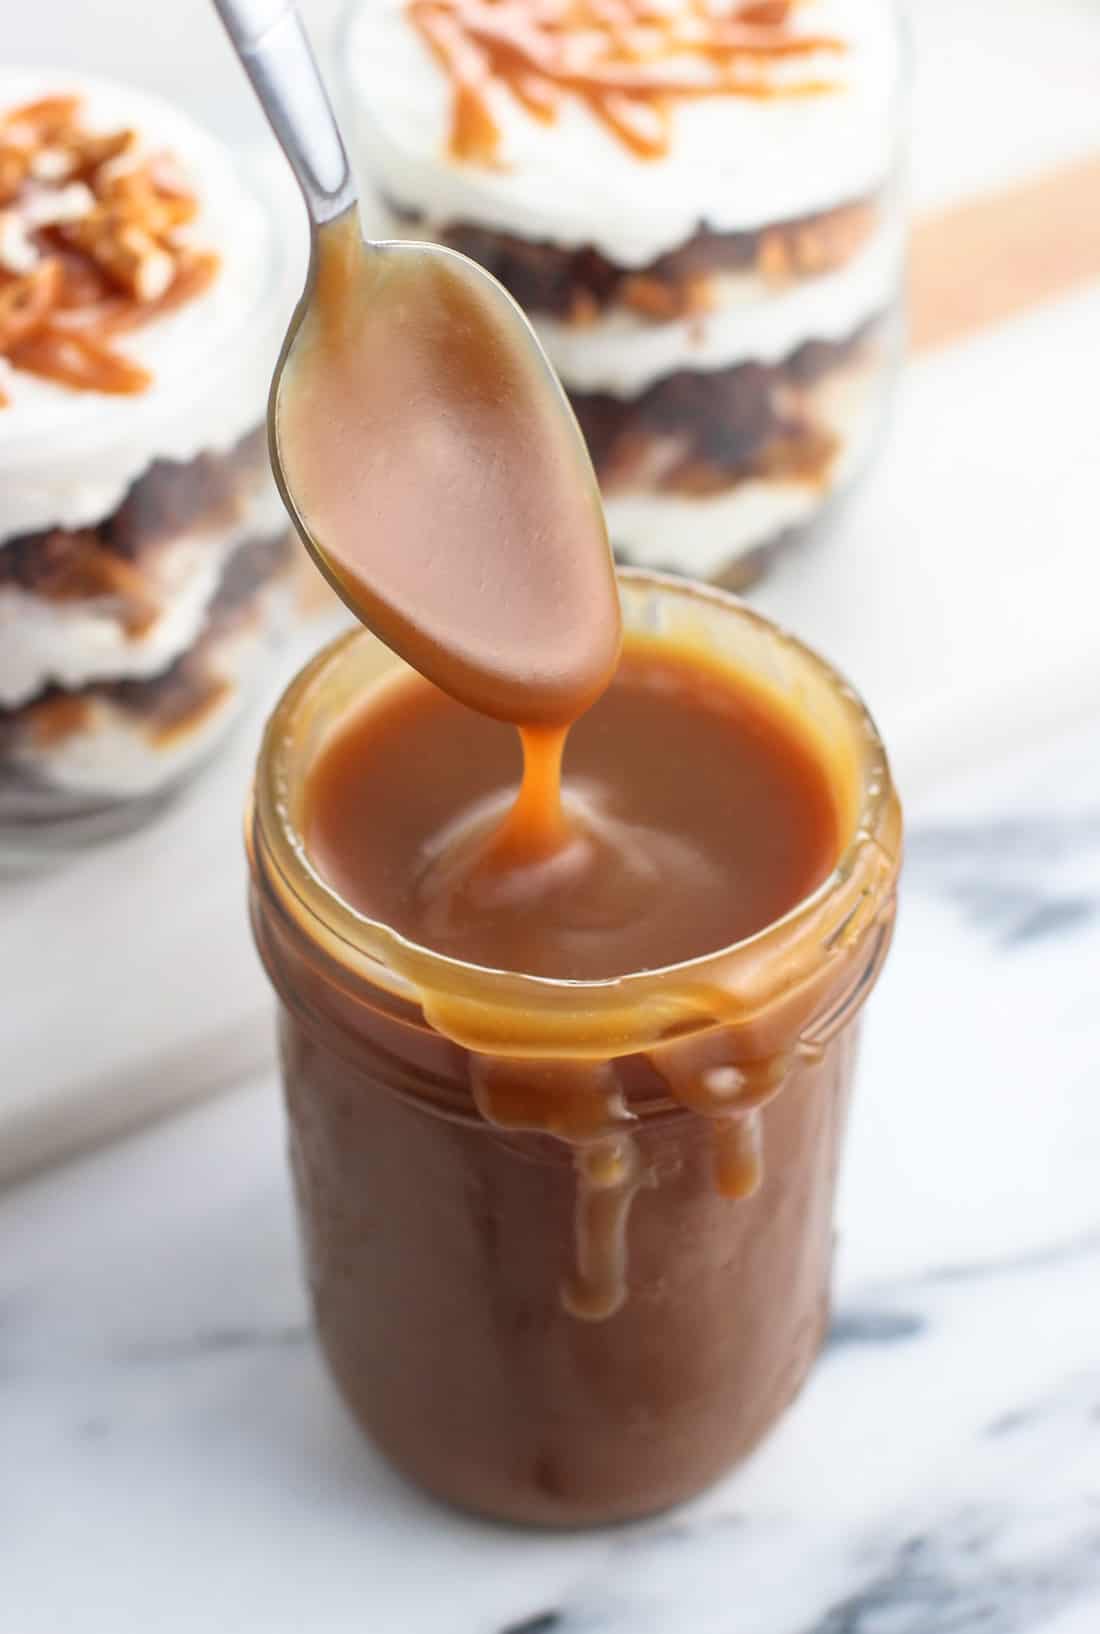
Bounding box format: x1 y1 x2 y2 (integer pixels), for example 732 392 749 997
210 0 620 725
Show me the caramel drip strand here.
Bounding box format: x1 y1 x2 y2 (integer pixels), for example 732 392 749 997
587 89 671 159
713 1109 763 1199
510 68 563 121
407 0 845 161
494 724 571 860
470 1056 644 1320
8 325 151 395
471 1055 630 1141
563 1135 643 1320
649 1040 790 1200
414 4 504 165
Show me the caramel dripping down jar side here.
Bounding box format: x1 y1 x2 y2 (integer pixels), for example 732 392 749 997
247 571 901 1528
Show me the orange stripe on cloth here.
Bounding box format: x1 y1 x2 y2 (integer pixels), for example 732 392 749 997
910 152 1100 354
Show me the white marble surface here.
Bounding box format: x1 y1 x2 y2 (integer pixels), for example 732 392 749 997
4 716 1100 1632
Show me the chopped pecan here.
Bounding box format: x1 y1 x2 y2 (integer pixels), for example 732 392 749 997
70 127 137 181
620 272 684 321
57 209 175 301
98 160 198 232
88 249 219 334
1 95 82 144
51 248 114 309
619 270 717 321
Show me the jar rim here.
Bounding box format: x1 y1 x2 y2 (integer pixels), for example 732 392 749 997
250 569 902 1056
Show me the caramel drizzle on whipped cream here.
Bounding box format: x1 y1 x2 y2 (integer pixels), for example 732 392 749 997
0 94 219 405
407 0 845 162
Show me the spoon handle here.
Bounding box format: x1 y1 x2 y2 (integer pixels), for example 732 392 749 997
211 0 357 227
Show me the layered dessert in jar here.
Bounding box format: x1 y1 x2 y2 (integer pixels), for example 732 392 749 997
340 0 906 581
0 73 296 855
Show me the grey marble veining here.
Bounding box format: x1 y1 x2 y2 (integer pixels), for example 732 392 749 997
487 1235 1100 1634
2 722 1100 1634
906 808 1100 948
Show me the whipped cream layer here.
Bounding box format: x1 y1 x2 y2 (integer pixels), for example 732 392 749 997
0 70 291 545
5 579 290 801
344 0 903 266
607 342 887 574
610 481 828 575
0 485 287 709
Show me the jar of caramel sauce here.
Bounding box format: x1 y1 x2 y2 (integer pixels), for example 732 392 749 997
247 572 900 1526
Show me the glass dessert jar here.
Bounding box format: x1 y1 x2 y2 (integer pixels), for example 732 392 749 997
247 572 901 1527
0 71 299 861
339 0 906 584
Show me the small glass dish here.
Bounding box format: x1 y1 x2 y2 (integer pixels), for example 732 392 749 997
339 0 907 583
0 70 300 863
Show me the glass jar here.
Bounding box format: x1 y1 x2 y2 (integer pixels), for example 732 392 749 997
248 571 901 1527
339 0 906 583
0 71 300 862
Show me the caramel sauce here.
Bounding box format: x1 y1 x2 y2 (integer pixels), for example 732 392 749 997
407 0 845 161
305 640 840 981
305 640 841 1311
